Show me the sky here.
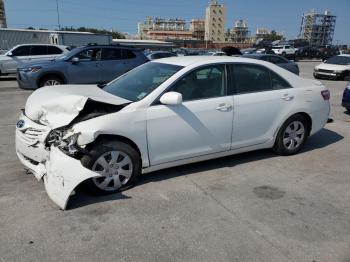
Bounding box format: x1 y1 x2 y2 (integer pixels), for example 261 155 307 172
4 0 350 44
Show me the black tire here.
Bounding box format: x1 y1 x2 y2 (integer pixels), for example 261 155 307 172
273 114 309 156
343 72 350 81
282 52 286 57
81 141 141 195
347 108 350 113
39 75 63 87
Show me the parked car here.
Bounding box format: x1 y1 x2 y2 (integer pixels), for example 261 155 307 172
17 44 148 89
295 46 321 60
15 56 330 209
241 48 257 54
0 44 69 76
272 45 296 58
314 55 350 80
206 51 226 56
146 51 177 60
243 54 299 75
342 82 350 113
318 46 340 61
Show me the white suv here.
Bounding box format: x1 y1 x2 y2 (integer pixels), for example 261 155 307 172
272 45 296 57
0 44 69 75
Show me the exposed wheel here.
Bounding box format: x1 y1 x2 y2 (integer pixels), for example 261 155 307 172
273 115 309 156
39 75 62 87
81 141 141 195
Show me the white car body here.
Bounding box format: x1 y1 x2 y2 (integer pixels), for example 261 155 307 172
0 44 69 75
314 55 350 79
15 56 330 209
272 45 296 56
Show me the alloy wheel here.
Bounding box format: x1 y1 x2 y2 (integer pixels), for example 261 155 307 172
44 79 61 86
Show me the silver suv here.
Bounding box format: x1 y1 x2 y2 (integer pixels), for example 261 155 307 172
0 44 69 75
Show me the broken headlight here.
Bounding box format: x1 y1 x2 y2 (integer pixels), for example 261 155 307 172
47 129 80 156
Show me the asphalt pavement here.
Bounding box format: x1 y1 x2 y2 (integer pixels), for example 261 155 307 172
0 62 349 262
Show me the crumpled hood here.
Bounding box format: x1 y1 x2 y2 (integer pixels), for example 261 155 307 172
20 59 57 69
25 85 130 129
316 63 350 71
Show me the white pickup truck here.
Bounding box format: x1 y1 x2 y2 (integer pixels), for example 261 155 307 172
272 45 296 57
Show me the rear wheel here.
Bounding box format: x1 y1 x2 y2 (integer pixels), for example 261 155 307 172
273 115 309 156
81 141 141 195
39 75 63 87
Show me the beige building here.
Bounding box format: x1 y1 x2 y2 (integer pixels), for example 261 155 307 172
190 19 205 40
205 0 226 42
0 0 7 28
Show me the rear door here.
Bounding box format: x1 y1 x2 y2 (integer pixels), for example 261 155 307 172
99 47 125 83
228 63 296 149
66 47 102 84
28 45 51 63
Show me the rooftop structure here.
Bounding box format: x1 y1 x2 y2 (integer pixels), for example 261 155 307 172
299 10 336 46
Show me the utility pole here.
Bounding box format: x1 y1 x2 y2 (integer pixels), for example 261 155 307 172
55 0 61 30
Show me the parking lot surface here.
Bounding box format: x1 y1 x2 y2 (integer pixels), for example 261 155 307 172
0 62 349 262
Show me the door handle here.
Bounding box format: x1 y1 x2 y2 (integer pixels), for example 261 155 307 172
281 94 294 101
216 103 232 111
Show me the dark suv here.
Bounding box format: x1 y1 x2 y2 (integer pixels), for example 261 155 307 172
17 45 148 89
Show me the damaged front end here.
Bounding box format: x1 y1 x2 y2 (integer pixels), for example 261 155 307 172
16 97 130 210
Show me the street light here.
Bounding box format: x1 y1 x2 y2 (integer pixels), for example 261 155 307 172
55 0 61 30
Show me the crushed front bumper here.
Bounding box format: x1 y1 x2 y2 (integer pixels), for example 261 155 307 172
15 112 101 210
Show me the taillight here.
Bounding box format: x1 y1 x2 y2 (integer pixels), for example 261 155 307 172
321 90 330 100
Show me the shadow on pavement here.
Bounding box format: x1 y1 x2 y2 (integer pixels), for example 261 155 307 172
68 127 343 209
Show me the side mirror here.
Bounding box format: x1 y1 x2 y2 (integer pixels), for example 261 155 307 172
7 52 13 57
160 92 182 105
71 57 80 63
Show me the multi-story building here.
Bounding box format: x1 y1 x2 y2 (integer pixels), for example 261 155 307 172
138 17 153 40
205 0 226 42
299 10 336 46
0 0 7 28
226 20 250 43
190 19 205 40
138 17 187 40
256 28 270 39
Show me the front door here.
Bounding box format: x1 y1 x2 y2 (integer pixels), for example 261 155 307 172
228 63 296 148
66 48 102 84
147 64 234 165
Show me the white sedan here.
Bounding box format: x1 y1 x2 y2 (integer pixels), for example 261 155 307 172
15 56 330 209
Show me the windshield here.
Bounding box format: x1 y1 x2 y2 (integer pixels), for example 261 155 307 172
103 62 183 101
325 56 350 65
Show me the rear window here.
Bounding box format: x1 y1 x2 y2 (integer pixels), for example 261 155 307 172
30 46 48 56
123 49 136 59
48 46 63 55
101 48 122 60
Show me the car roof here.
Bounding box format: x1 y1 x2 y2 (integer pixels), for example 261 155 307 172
339 54 350 57
14 44 68 48
152 55 272 67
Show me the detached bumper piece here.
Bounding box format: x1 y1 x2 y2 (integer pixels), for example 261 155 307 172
16 113 101 210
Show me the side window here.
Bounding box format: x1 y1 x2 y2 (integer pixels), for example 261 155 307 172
268 56 287 64
270 71 291 90
123 49 136 59
101 48 122 60
74 48 101 61
232 64 271 94
12 46 31 56
170 65 225 101
30 46 48 56
47 46 63 55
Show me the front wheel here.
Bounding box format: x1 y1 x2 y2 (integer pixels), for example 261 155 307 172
39 76 63 87
273 115 309 156
81 141 141 195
